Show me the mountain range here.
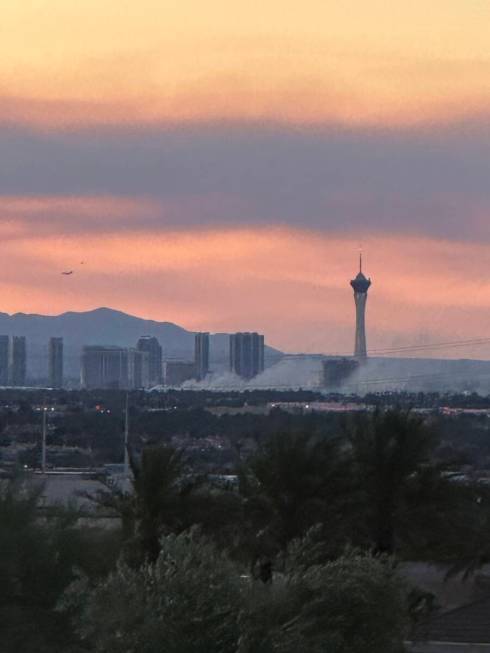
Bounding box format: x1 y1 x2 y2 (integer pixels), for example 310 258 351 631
0 307 283 381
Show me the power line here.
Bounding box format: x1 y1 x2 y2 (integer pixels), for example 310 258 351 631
368 339 490 355
338 368 490 390
327 337 490 358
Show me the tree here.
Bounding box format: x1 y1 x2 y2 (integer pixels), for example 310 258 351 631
130 445 189 561
0 473 119 652
93 444 243 564
89 445 191 563
439 483 490 578
64 530 243 653
239 544 407 653
65 529 407 653
239 431 353 569
349 408 449 555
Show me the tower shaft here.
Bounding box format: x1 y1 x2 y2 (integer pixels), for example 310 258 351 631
353 292 368 359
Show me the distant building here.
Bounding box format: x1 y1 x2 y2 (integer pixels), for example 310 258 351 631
164 360 197 386
81 346 126 390
136 336 162 386
350 254 372 361
9 336 26 386
230 332 264 379
128 347 150 389
0 335 9 385
81 346 149 390
194 332 210 381
322 357 359 389
48 337 64 388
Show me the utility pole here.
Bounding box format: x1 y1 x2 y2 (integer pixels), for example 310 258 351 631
42 407 47 474
124 391 129 477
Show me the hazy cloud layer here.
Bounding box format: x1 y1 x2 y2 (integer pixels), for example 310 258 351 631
0 122 489 242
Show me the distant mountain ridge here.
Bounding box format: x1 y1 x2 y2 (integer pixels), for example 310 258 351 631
0 307 283 381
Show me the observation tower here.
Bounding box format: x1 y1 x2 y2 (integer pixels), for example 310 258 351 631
350 254 371 361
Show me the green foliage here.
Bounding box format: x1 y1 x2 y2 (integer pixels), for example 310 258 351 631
65 530 408 653
2 406 484 651
64 530 243 653
439 484 490 577
0 473 121 652
91 445 192 564
239 550 407 653
130 445 188 561
349 408 448 554
95 444 244 565
240 431 353 561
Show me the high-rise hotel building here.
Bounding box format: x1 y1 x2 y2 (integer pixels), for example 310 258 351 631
136 336 163 386
230 332 264 379
0 335 9 386
49 337 64 388
81 346 150 390
194 332 210 381
9 336 26 386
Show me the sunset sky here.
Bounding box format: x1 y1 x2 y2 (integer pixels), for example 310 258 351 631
1 1 490 355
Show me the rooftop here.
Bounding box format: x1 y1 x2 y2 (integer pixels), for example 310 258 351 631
411 595 490 645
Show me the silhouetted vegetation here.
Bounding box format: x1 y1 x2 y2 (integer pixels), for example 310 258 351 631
2 394 490 651
62 530 407 653
0 475 122 652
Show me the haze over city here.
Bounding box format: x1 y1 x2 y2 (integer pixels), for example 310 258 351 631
1 1 489 358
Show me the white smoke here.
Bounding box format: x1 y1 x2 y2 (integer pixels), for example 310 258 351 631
180 356 323 391
340 357 490 395
154 355 490 395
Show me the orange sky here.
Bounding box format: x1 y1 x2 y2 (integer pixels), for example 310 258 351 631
1 0 489 127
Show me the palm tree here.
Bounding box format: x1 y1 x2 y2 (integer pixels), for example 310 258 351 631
349 407 448 555
128 445 191 561
94 444 244 564
89 445 189 562
239 431 353 574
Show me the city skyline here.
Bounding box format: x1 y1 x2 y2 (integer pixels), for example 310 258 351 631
0 2 489 357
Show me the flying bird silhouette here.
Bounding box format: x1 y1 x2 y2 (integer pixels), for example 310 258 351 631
61 271 74 275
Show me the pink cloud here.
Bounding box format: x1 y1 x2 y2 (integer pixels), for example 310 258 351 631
2 214 490 357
